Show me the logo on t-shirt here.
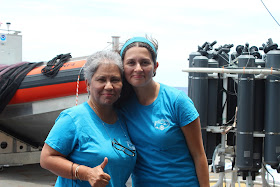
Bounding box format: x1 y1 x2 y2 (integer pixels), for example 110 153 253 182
154 119 170 130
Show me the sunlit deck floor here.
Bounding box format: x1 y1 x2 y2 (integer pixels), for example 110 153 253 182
0 164 278 186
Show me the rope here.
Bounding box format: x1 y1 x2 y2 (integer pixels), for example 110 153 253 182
75 75 80 106
75 65 85 106
41 53 72 77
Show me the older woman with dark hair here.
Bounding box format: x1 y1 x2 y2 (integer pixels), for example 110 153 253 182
40 50 136 187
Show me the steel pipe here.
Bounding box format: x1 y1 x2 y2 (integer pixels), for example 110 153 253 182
182 67 280 75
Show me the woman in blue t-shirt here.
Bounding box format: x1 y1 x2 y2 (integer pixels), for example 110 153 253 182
119 37 209 187
40 50 136 187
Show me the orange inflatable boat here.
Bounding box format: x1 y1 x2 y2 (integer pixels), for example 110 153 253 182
0 57 88 147
9 58 87 104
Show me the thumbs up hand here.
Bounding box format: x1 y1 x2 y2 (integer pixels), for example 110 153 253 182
87 157 111 187
100 157 108 170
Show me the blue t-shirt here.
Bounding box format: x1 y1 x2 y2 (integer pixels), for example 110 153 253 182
45 102 136 187
121 83 199 187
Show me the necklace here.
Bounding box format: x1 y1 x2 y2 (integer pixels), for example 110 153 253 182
93 103 126 141
91 104 135 156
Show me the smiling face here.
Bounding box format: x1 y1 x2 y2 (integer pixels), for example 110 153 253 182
87 62 122 107
123 47 158 88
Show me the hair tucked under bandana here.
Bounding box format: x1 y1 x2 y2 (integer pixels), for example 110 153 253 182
120 37 157 57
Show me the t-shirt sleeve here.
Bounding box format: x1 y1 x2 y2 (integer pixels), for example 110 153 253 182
175 91 199 127
45 112 77 156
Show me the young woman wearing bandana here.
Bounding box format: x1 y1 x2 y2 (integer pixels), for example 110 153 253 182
119 37 209 187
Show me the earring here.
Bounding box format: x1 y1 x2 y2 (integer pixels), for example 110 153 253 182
88 91 90 98
153 72 156 77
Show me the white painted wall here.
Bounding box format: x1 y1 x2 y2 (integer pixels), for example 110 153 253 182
0 33 22 65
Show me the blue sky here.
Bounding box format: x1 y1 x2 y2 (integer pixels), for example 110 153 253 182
1 0 280 86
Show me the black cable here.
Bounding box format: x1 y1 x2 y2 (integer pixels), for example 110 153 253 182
41 53 72 77
260 0 280 27
263 163 276 187
222 87 237 96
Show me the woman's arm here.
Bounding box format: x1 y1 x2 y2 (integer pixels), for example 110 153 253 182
181 117 210 187
40 143 111 186
40 143 75 179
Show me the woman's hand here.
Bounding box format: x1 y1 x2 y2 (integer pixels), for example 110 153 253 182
40 144 111 187
87 157 111 187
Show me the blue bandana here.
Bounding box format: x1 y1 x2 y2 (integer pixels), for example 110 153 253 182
120 37 157 57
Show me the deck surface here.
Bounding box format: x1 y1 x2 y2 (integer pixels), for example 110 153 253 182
0 164 276 186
